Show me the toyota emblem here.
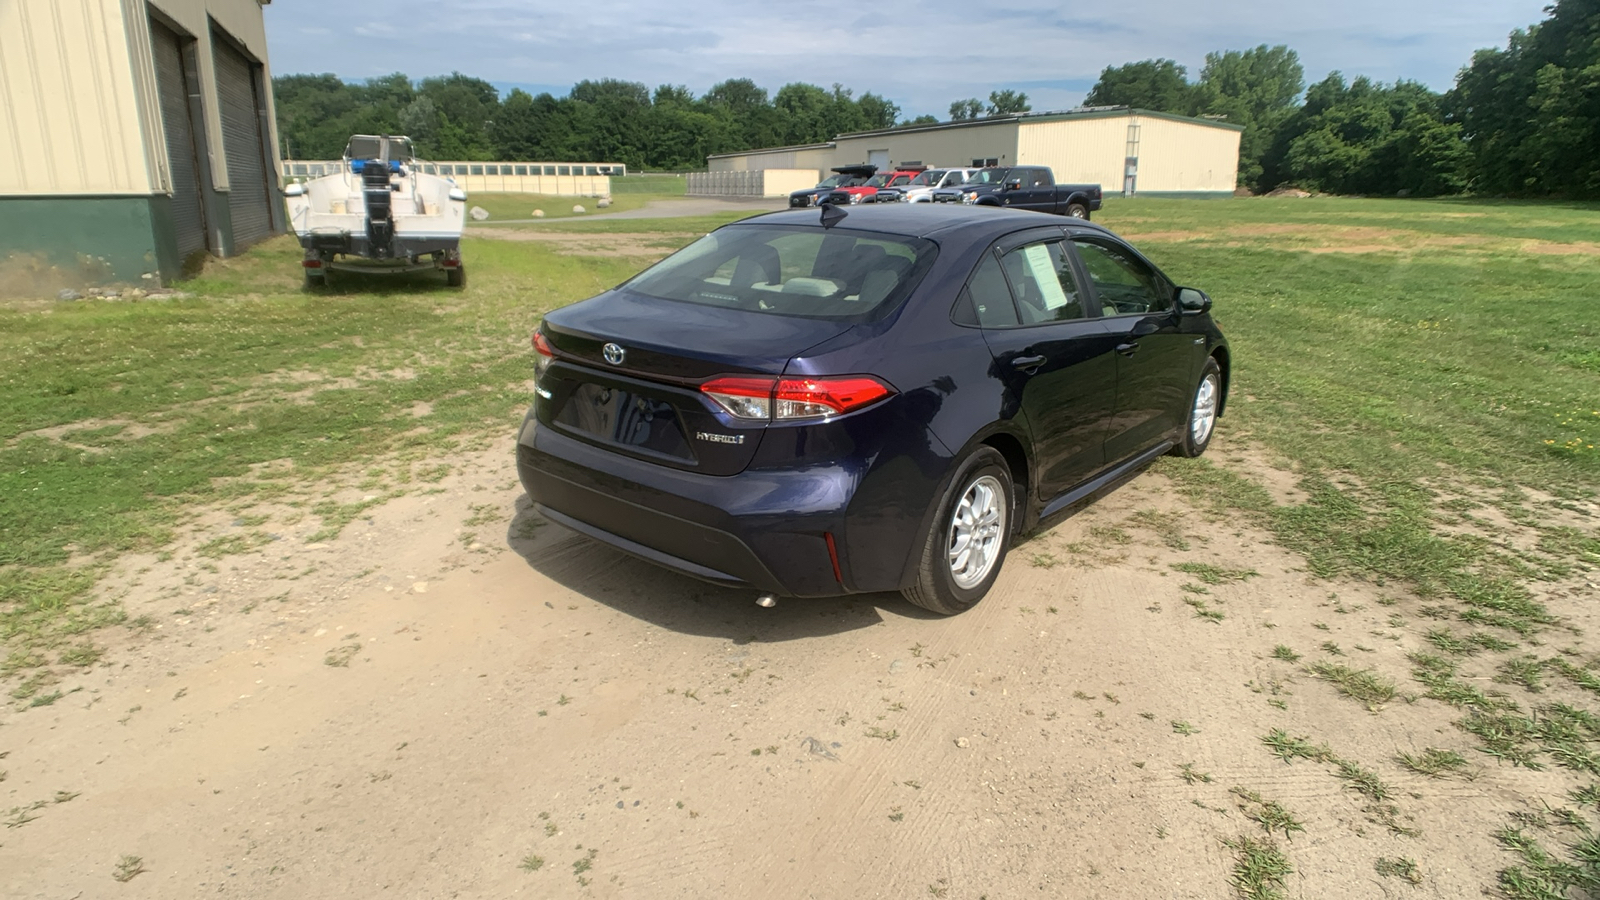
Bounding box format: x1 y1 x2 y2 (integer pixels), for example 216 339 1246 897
602 342 626 366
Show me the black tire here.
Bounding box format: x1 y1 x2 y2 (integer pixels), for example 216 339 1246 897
1174 356 1222 458
446 265 466 288
1066 202 1090 219
902 447 1015 615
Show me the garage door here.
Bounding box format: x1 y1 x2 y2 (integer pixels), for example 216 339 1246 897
211 32 275 249
150 20 208 258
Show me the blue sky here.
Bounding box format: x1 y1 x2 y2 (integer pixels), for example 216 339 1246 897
265 0 1550 117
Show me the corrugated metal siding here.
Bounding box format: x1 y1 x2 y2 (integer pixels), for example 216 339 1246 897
212 31 273 247
833 121 1020 170
1133 117 1241 193
708 146 833 174
0 0 150 194
1016 118 1127 191
150 20 207 256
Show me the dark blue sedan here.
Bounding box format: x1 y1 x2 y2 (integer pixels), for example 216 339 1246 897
516 205 1230 614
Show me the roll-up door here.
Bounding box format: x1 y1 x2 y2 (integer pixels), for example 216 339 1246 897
212 32 275 248
150 20 208 258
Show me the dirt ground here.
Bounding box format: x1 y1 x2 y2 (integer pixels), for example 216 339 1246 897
3 425 1583 899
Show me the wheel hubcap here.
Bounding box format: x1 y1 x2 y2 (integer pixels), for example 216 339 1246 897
948 475 1006 590
1191 374 1219 446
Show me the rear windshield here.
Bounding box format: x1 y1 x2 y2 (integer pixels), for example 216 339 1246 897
623 225 937 320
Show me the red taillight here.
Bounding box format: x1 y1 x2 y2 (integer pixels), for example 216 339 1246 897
699 375 893 421
302 259 323 268
532 331 554 379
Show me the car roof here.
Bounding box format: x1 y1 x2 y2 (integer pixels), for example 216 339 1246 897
737 205 1119 244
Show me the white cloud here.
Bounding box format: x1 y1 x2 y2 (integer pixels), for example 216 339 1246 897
265 0 1550 117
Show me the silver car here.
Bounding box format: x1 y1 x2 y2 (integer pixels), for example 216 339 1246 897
878 168 978 203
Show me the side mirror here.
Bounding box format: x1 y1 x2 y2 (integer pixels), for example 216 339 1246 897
284 183 306 197
1177 287 1212 315
1004 179 1023 191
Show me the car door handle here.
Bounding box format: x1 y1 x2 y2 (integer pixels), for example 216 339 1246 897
1012 355 1046 372
1115 342 1140 356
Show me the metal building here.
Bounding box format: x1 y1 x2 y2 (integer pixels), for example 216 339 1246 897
704 108 1243 198
0 0 282 288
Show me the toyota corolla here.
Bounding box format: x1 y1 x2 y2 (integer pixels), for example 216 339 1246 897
516 205 1229 614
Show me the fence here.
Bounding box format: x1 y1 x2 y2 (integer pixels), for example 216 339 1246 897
686 168 820 198
280 160 624 196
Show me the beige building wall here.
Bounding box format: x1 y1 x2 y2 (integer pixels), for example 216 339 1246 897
1016 117 1128 191
138 0 281 193
1133 116 1241 193
833 121 1020 171
0 0 152 195
0 0 280 197
708 145 833 176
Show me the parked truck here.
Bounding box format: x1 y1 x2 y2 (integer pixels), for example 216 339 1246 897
930 166 1101 219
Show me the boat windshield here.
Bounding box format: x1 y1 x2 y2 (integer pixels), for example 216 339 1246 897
345 136 415 161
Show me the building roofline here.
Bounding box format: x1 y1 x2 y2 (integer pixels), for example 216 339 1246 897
706 141 837 160
832 106 1244 141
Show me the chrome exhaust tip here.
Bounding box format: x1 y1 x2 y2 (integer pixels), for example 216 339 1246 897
755 594 777 609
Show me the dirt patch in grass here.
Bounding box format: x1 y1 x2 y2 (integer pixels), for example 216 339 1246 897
473 230 692 258
1522 240 1600 256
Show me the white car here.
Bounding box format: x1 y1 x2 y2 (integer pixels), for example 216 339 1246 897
878 168 978 203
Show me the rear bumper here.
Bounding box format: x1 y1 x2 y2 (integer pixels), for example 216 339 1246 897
516 417 853 597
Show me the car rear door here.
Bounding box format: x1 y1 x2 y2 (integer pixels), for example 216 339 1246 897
968 229 1121 500
1067 236 1200 464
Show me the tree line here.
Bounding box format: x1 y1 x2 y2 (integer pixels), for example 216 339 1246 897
1085 0 1598 196
272 0 1598 196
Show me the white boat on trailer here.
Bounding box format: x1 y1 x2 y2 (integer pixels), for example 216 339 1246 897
284 135 468 287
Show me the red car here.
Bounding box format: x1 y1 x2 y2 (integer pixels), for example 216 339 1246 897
824 167 926 205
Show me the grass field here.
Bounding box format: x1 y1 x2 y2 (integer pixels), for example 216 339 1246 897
2 196 1597 690
467 173 687 221
4 194 1600 891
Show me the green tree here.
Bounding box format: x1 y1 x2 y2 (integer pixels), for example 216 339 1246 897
1192 44 1305 190
1084 59 1193 111
1451 0 1600 196
987 89 1031 115
949 98 985 120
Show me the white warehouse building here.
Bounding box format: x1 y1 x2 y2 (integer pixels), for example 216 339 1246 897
703 107 1243 198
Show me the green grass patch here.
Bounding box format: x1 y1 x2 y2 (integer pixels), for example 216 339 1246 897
1308 660 1398 710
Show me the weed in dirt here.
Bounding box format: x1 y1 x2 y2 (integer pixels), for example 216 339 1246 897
1171 562 1258 585
1231 787 1305 840
1262 729 1334 764
1127 509 1192 550
1180 582 1210 595
53 790 79 803
520 854 545 872
1572 785 1600 808
1179 763 1214 784
1396 747 1472 778
1547 658 1600 695
1184 596 1225 622
1271 645 1301 663
1223 834 1292 900
864 726 899 742
1172 720 1199 735
1312 622 1330 631
1321 641 1344 656
1028 552 1059 568
888 806 905 822
112 854 145 882
1090 524 1133 545
1495 822 1600 900
1309 661 1397 710
1333 759 1391 801
1497 656 1548 693
1375 856 1422 884
323 642 361 667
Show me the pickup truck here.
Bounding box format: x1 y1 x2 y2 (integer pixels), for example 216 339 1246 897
789 164 877 208
930 166 1102 219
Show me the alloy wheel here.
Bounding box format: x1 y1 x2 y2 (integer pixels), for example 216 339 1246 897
948 475 1006 589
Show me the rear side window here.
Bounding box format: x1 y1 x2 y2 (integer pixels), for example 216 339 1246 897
624 225 936 320
999 241 1087 323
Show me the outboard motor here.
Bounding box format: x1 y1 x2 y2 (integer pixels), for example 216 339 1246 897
362 160 395 258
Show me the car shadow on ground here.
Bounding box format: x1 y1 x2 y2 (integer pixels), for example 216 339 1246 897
505 494 941 641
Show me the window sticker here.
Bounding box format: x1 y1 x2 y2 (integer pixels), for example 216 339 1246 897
1023 244 1071 310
